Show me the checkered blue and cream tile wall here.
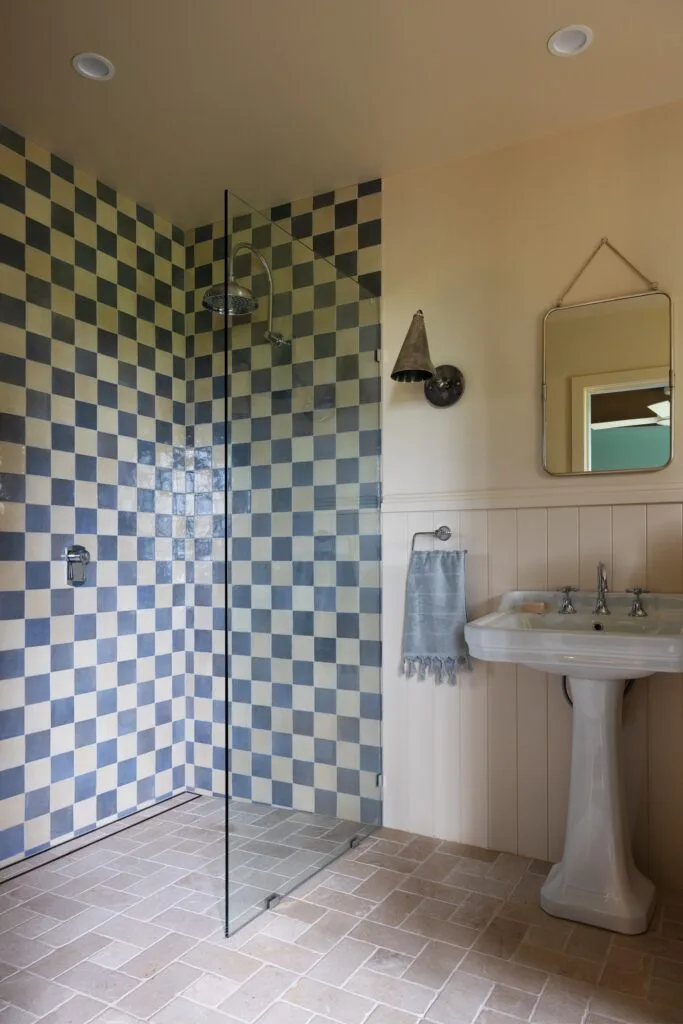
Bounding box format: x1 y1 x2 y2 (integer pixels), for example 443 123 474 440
186 187 383 823
0 124 187 866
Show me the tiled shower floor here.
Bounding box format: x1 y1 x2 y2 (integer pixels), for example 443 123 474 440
228 799 374 934
1 796 682 1022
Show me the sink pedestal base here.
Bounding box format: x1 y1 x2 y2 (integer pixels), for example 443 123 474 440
541 676 655 935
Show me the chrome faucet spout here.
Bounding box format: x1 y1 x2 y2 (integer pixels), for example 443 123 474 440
594 562 610 615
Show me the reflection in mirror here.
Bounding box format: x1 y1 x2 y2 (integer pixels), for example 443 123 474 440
543 292 672 476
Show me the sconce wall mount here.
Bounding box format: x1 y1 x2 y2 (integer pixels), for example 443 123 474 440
391 310 465 408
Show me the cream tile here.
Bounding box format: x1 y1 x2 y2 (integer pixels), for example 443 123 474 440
120 932 197 979
57 961 139 1002
117 962 201 1018
282 976 374 1023
345 966 433 1014
255 1006 313 1024
425 970 493 1024
180 941 262 982
239 934 320 974
403 939 461 988
368 891 423 928
0 971 73 1016
0 1006 35 1024
297 911 358 954
176 972 239 1008
150 998 237 1024
88 941 141 970
363 1008 421 1024
36 994 106 1024
459 951 548 995
219 965 297 1021
363 947 413 978
486 983 538 1019
473 919 528 960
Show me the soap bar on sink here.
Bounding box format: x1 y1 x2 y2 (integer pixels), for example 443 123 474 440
518 601 546 614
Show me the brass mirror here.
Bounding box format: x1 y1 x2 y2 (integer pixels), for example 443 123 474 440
543 291 673 476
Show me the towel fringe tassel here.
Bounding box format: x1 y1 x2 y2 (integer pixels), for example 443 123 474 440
401 654 469 685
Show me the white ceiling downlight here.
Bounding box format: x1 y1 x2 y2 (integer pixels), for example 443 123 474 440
72 52 116 81
547 25 593 57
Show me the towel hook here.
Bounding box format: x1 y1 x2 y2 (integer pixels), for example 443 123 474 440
410 525 452 552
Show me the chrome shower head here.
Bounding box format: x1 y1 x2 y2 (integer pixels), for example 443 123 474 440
200 243 289 345
201 278 259 316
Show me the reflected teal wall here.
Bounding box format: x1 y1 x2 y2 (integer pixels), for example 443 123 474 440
591 426 670 471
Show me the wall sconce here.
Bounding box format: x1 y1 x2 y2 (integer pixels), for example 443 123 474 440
390 310 465 408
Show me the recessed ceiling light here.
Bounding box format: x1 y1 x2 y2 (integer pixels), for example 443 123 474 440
547 25 593 57
72 52 116 81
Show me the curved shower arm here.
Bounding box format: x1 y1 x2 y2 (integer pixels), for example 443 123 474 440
229 243 275 335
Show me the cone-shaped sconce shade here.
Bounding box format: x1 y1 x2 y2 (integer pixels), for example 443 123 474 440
391 309 436 382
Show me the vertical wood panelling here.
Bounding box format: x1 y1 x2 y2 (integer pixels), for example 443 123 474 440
432 513 462 840
486 510 519 853
381 502 683 885
380 511 411 832
612 505 649 870
646 504 683 884
578 506 613 589
516 509 549 860
459 510 489 846
546 507 579 861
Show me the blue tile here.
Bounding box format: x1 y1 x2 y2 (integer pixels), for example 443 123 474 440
51 806 74 839
0 533 25 561
51 590 74 616
0 707 24 739
96 791 117 819
314 739 336 764
51 644 73 672
51 697 74 727
25 674 50 703
75 719 96 747
25 787 50 820
293 760 314 786
51 751 73 782
74 613 96 641
75 771 97 802
0 591 24 619
272 781 292 806
0 473 25 502
26 618 50 647
75 507 97 534
26 504 50 532
117 758 137 786
26 730 50 762
0 649 24 680
97 689 117 716
97 739 117 766
97 637 117 663
0 824 23 860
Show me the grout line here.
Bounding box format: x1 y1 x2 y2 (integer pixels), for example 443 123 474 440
0 791 201 887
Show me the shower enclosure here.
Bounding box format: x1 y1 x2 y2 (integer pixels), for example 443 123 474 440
185 188 382 934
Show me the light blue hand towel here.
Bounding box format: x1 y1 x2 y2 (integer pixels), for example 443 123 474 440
401 549 470 684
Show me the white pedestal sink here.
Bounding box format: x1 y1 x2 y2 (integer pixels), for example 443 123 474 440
465 590 683 934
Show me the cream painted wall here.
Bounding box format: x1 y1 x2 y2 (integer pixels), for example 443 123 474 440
380 100 683 885
382 100 683 510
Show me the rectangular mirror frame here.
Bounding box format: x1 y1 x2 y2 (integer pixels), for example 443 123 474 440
542 290 674 477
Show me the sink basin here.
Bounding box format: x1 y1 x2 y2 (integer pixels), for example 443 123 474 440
465 590 683 679
465 589 683 935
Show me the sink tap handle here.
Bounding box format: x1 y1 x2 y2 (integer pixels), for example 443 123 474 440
626 587 649 618
597 562 608 592
558 586 578 614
